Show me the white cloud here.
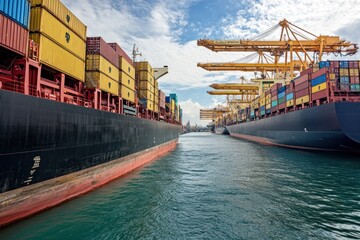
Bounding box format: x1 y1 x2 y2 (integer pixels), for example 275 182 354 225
179 99 209 126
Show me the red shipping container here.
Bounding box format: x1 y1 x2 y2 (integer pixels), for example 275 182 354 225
294 74 309 86
300 67 312 77
286 81 295 93
311 67 328 79
278 102 286 110
271 95 277 101
270 83 282 92
349 61 359 68
330 61 340 68
108 42 134 66
312 89 328 101
295 88 309 98
271 107 278 112
86 37 119 68
295 81 309 91
159 90 166 108
0 14 28 56
265 89 271 95
350 76 360 83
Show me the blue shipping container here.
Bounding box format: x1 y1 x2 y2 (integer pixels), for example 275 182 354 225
286 93 294 101
260 110 265 116
277 86 286 94
265 109 271 114
339 61 349 68
340 76 350 83
260 106 265 111
278 97 285 104
311 74 327 86
278 91 285 98
271 100 278 107
0 0 30 28
319 61 330 69
169 93 178 104
165 96 170 103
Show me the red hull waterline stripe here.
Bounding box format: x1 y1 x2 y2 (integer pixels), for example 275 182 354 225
230 133 337 151
0 139 178 227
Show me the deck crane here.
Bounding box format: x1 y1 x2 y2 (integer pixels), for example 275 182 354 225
197 19 358 79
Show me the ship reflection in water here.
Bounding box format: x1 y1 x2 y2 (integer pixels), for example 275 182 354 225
1 132 359 239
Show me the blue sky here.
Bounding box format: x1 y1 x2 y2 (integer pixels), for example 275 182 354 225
63 0 360 125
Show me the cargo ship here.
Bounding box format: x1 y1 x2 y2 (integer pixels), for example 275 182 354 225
0 0 182 227
226 61 360 152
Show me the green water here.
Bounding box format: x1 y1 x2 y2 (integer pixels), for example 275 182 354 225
1 132 360 239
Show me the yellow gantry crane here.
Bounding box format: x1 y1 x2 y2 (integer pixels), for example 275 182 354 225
197 19 358 79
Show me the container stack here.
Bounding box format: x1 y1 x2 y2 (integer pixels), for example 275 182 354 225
108 43 136 104
135 61 155 111
259 92 266 116
265 90 271 114
30 0 87 81
310 68 328 101
285 81 295 108
277 85 286 110
159 90 166 119
154 81 159 113
294 72 310 106
86 37 119 96
0 0 30 56
270 83 281 113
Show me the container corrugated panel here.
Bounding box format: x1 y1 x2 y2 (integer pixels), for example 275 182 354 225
85 71 118 95
139 89 154 101
30 33 85 81
134 61 153 75
138 71 154 85
311 74 326 86
311 68 327 79
86 54 119 82
278 97 285 104
119 57 135 79
350 84 360 91
296 88 309 98
154 104 159 113
278 91 285 98
30 7 86 61
329 73 336 80
31 0 87 40
271 100 278 107
312 82 327 93
339 61 349 68
286 93 294 101
145 100 154 111
86 37 119 68
330 61 340 68
300 67 312 77
319 61 330 69
121 85 135 102
340 68 349 76
286 99 294 107
295 95 309 105
108 43 134 67
340 76 350 83
349 68 359 77
295 81 309 91
0 14 28 56
349 61 359 68
119 72 135 90
260 98 265 106
350 76 359 84
294 74 309 86
139 80 154 92
312 89 328 100
0 0 30 28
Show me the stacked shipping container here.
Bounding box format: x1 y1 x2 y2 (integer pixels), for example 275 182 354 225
135 61 155 111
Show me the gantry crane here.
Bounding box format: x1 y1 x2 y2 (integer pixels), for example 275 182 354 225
197 19 358 79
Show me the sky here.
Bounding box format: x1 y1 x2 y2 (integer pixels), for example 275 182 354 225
63 0 360 126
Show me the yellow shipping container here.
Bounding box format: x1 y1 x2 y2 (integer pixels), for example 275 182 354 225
260 97 266 106
121 85 135 103
340 68 349 76
329 73 336 80
286 99 294 107
349 68 359 77
139 80 154 92
30 7 86 61
154 104 159 113
146 100 154 111
30 33 84 81
171 99 175 113
120 57 135 79
119 72 135 90
139 89 154 101
31 0 87 40
134 61 154 75
85 71 118 96
266 104 271 110
86 54 119 82
312 82 327 93
138 71 154 85
295 95 310 105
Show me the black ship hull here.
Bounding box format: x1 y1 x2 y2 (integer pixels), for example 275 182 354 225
226 102 360 152
0 89 181 194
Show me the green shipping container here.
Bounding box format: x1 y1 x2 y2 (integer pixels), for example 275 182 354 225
271 100 278 107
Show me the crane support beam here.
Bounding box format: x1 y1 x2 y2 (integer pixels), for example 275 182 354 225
153 66 168 80
207 90 258 95
198 62 303 71
209 83 259 91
